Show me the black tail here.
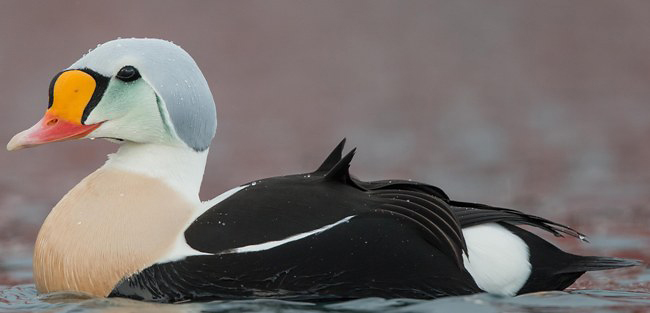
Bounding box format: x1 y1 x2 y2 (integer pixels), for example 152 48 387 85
501 224 643 294
557 256 642 274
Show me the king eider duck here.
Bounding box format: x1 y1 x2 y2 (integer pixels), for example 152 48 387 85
7 38 639 303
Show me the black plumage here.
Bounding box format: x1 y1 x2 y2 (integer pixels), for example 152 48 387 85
110 139 640 302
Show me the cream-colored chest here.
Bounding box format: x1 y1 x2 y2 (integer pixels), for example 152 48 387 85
33 168 195 297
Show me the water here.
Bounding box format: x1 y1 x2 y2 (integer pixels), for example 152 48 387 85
1 284 650 313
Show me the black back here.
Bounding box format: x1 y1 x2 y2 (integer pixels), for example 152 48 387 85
111 140 478 302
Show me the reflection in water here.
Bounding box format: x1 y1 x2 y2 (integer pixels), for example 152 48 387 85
1 278 650 313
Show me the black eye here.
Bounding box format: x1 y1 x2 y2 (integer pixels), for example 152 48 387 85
116 65 141 82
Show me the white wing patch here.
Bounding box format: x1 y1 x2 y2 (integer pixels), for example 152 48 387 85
221 215 356 254
156 233 210 264
195 185 249 220
156 185 248 263
462 223 531 296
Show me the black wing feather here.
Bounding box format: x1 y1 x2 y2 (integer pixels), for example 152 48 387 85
449 201 587 240
369 190 461 240
375 204 464 267
370 192 466 254
354 178 450 200
352 172 586 241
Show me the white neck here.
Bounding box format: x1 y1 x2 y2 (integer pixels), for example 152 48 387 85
102 142 208 203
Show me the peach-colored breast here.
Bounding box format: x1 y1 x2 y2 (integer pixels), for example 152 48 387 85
33 168 195 297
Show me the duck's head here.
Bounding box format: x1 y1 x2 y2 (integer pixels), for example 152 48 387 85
7 38 216 152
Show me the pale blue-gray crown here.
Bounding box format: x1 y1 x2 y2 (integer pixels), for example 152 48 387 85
70 38 217 151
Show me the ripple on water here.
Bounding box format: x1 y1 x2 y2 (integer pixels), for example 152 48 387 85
1 283 650 313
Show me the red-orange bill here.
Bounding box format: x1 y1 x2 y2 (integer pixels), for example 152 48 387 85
7 111 101 151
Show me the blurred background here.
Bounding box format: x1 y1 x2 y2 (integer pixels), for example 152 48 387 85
0 1 648 288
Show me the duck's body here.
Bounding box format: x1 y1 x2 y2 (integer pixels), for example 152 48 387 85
8 38 639 303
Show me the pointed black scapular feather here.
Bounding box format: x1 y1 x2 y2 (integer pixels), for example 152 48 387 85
315 138 346 173
323 148 356 183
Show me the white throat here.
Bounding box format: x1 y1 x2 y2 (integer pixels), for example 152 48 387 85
103 142 208 203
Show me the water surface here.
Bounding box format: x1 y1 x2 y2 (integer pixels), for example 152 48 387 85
2 283 650 313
